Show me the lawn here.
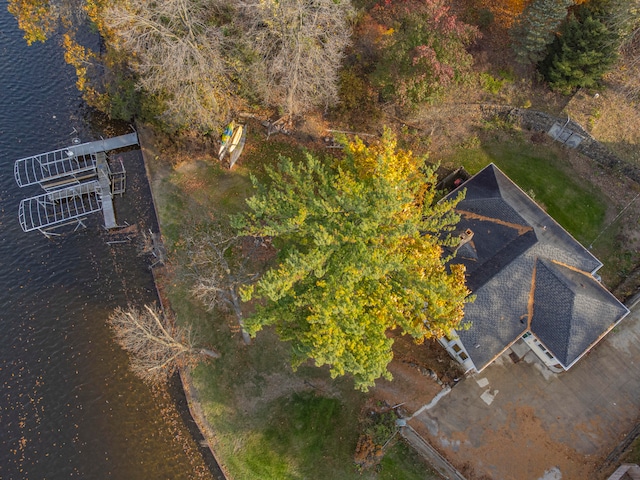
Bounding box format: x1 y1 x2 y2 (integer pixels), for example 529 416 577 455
144 124 442 480
439 133 608 246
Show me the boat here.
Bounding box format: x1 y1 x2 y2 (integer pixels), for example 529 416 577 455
218 121 235 160
228 125 247 168
227 124 244 154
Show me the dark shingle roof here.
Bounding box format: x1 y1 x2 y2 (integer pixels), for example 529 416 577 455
445 164 628 371
531 259 629 367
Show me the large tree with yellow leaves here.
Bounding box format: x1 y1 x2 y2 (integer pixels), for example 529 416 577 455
232 130 470 390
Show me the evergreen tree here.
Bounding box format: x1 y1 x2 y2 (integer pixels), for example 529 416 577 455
232 130 471 391
510 0 574 64
540 8 618 93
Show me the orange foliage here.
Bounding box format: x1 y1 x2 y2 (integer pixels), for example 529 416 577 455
475 0 531 28
7 0 55 44
354 434 384 469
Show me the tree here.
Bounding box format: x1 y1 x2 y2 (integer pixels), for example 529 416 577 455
232 130 471 391
181 223 267 345
540 8 618 93
101 0 234 131
239 0 354 120
369 0 479 107
7 0 56 45
600 0 640 100
510 0 574 64
472 0 528 29
108 304 219 385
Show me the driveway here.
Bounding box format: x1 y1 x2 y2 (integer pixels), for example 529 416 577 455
409 302 640 480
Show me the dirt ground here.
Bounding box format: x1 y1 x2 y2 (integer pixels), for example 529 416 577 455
410 402 598 480
370 336 463 416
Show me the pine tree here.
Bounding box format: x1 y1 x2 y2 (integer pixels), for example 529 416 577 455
232 130 471 391
540 9 618 93
510 0 574 64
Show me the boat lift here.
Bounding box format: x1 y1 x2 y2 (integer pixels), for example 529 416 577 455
14 132 137 236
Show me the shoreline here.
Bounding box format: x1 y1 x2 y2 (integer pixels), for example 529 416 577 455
136 123 229 480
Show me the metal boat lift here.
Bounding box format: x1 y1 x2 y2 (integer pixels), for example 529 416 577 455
14 132 137 236
14 149 97 189
18 181 104 235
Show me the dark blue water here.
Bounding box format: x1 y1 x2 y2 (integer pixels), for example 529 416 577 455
0 5 210 479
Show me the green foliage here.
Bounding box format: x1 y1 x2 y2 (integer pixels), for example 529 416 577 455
369 0 479 107
233 129 471 391
363 411 397 445
540 8 619 93
106 73 141 122
510 0 574 64
335 67 382 127
480 72 505 94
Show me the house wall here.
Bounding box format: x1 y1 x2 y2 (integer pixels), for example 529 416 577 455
439 332 477 373
521 331 565 373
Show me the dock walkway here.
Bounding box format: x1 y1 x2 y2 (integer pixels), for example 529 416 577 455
15 132 138 234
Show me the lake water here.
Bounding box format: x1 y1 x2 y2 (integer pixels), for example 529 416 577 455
0 4 213 478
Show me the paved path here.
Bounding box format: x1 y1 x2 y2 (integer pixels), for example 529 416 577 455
400 426 468 480
409 303 640 480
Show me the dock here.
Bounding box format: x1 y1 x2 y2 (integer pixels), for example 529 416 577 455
18 181 103 233
96 152 116 229
14 132 137 235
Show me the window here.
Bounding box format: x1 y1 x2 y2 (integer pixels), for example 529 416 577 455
545 352 554 360
459 351 469 361
452 343 462 353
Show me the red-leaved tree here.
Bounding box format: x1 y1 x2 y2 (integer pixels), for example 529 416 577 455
369 0 479 107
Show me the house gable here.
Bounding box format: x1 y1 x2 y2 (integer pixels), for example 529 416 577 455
532 258 629 368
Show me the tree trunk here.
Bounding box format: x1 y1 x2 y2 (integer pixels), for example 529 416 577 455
229 285 251 345
199 348 221 359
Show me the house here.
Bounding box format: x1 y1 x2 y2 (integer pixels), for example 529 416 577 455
439 164 629 374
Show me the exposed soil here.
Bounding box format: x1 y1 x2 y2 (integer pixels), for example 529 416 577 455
410 405 597 480
370 336 462 416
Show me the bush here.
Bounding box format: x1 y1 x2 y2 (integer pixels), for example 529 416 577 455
480 73 505 95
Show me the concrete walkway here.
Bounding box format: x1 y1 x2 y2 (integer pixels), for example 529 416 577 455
400 426 468 480
409 303 640 480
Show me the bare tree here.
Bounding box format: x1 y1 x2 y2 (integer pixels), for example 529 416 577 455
238 0 354 120
611 0 640 100
182 224 267 344
102 0 234 130
108 304 219 385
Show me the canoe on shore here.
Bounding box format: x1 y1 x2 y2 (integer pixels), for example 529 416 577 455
218 121 235 160
229 126 247 169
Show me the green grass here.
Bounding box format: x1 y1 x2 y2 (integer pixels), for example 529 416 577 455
378 440 441 480
232 393 359 479
590 214 640 288
444 135 608 245
623 435 640 464
152 130 440 480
